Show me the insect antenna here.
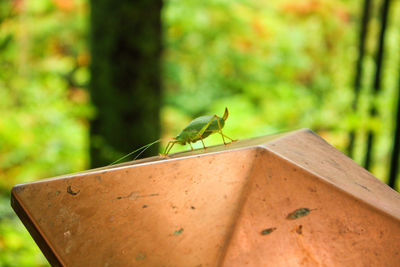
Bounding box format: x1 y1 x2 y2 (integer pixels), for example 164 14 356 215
109 139 161 165
133 140 158 160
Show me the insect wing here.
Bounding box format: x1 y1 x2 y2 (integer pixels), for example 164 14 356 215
184 115 214 131
175 115 212 141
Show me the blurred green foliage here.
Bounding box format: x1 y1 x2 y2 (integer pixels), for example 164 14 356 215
0 0 90 265
162 0 400 182
163 0 356 149
0 0 400 265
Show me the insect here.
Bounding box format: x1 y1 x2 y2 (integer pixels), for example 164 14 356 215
110 108 234 165
162 107 235 156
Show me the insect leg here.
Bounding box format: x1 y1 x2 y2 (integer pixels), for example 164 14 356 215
196 115 218 137
163 141 173 154
215 117 227 144
193 115 229 146
188 142 194 151
190 115 218 148
221 133 236 142
200 137 207 149
166 142 175 155
163 140 178 156
196 114 234 145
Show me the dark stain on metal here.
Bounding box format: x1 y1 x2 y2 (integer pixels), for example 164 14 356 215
296 225 303 235
287 208 313 220
355 182 370 192
261 227 277 235
142 205 148 208
136 252 146 261
174 228 184 235
67 186 80 196
113 192 159 201
308 187 317 193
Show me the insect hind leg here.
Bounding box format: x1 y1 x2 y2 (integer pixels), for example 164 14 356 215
188 142 194 151
214 116 228 145
194 114 233 146
200 137 207 149
214 117 236 145
221 133 236 143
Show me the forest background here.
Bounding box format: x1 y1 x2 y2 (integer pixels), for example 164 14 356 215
1 0 400 265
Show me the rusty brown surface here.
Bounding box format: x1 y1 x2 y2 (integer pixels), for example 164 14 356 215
11 129 400 266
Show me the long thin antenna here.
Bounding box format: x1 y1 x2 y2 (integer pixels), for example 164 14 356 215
109 139 161 165
133 140 157 160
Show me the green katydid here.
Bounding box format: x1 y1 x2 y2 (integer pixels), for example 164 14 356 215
110 107 235 165
162 107 235 155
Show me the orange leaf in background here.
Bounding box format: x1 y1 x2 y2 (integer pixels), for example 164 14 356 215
296 70 315 86
49 39 69 56
236 38 253 52
281 0 321 16
78 52 90 67
335 7 350 23
53 0 74 12
12 0 24 13
251 18 269 39
68 88 89 104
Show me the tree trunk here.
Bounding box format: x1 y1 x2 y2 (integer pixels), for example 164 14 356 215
363 0 392 170
89 0 162 168
388 63 400 190
347 0 372 158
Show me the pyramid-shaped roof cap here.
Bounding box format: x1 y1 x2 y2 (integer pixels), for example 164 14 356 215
11 129 400 266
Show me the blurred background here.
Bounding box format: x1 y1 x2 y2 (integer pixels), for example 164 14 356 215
1 0 400 265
